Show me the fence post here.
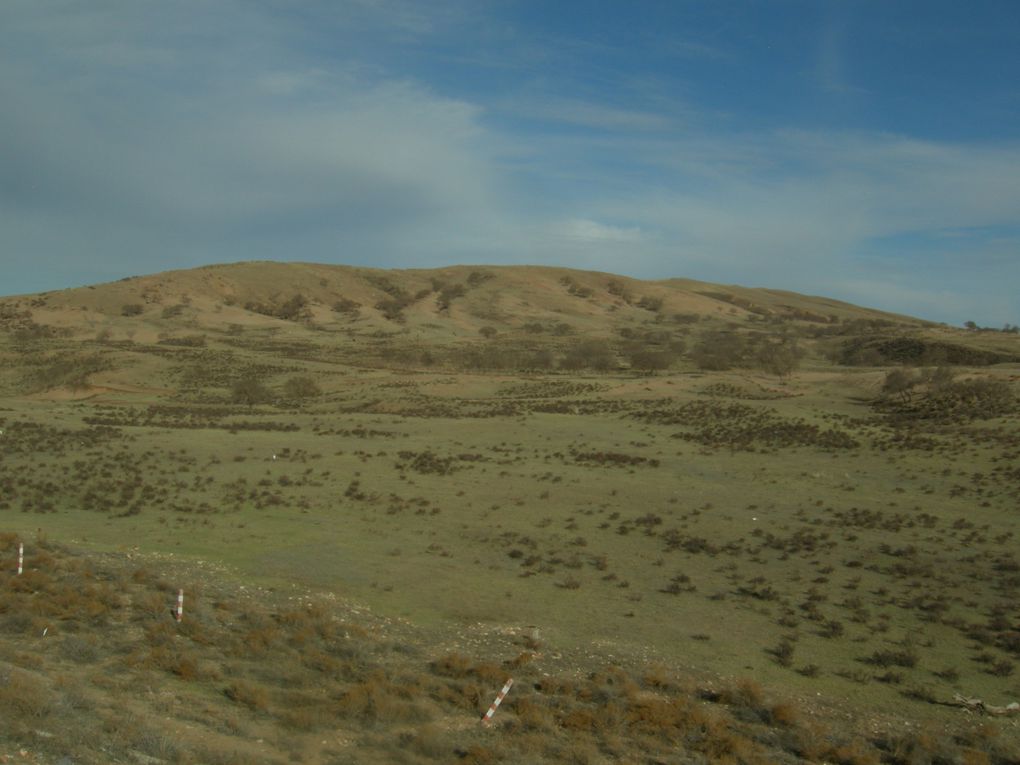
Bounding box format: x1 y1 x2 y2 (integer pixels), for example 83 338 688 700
481 678 513 726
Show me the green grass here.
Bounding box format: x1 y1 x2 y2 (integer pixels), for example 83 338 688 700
2 364 1019 728
1 262 1019 758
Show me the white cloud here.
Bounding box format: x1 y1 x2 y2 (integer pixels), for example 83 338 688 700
0 1 522 278
588 130 1020 263
555 219 645 244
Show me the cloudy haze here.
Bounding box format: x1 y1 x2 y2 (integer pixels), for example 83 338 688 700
2 1 1018 325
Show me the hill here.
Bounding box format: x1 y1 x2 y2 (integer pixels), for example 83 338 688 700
1 261 1017 402
1 261 1019 762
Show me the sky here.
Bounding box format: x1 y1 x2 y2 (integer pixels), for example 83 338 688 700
1 1 1019 326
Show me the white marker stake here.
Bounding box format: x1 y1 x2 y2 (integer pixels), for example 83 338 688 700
176 589 184 622
17 543 23 575
480 678 513 726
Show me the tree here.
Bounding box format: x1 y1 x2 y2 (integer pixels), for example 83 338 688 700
626 346 674 373
466 270 493 287
275 294 309 321
283 375 320 399
332 297 361 315
923 366 955 391
526 349 555 370
755 337 802 380
437 283 467 312
637 295 663 312
560 339 614 371
607 279 633 304
691 331 745 371
881 369 917 403
231 378 272 406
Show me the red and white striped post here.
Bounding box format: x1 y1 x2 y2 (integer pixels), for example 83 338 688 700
176 589 184 622
480 678 513 726
17 542 23 575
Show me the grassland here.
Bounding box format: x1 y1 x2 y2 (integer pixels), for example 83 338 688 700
1 262 1018 762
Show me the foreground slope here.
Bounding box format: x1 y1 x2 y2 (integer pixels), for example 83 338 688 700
1 535 1018 764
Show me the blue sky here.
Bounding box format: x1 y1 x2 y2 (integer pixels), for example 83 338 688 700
1 1 1018 325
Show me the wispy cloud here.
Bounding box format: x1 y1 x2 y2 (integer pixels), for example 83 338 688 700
0 2 518 280
554 219 646 244
812 3 866 96
499 97 675 132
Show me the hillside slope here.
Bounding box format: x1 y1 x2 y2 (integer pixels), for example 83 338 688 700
0 261 1017 401
3 261 926 336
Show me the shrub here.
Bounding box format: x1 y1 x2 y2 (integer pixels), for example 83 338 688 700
157 334 206 347
466 270 493 287
245 294 310 321
863 648 917 668
882 369 918 402
224 681 269 711
755 335 803 379
332 297 361 315
560 339 614 371
437 284 467 311
691 331 745 370
627 347 674 373
720 678 765 711
282 376 320 399
231 378 273 406
61 635 101 663
768 639 795 667
0 669 52 720
637 295 663 312
607 279 633 303
769 701 799 726
25 353 112 391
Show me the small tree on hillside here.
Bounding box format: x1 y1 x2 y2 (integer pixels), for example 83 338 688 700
560 339 614 371
437 284 467 312
881 368 917 403
275 294 309 321
755 336 803 380
637 295 663 312
332 297 361 316
626 347 674 373
923 366 955 391
232 378 273 406
283 375 321 399
691 331 745 371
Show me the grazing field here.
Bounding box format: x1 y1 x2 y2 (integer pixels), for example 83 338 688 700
1 263 1019 762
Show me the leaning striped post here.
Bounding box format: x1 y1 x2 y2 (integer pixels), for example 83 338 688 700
480 678 513 726
17 542 23 575
176 589 184 622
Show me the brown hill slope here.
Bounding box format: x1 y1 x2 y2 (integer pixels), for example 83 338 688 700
1 261 1017 401
1 261 926 336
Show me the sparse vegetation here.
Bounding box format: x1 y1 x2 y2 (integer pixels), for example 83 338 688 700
244 293 311 321
0 262 1018 762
